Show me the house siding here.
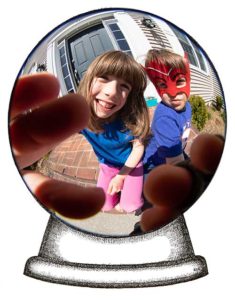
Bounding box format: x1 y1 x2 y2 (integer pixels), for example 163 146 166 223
130 13 172 50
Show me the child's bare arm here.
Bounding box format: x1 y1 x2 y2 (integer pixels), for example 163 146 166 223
119 139 144 174
107 140 144 195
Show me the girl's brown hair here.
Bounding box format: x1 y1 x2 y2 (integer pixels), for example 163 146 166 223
77 50 150 142
145 49 187 72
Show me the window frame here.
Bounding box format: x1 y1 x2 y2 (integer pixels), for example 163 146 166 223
170 26 208 75
58 41 76 94
103 19 133 56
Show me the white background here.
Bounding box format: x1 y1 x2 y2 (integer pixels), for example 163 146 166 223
1 0 235 298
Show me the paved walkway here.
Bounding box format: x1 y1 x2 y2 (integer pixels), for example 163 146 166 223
43 133 99 187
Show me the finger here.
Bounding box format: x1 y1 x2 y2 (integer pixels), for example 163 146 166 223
140 206 178 232
109 186 116 196
107 183 112 195
143 164 193 207
190 134 224 174
10 72 60 119
110 187 118 196
23 171 105 219
10 93 89 169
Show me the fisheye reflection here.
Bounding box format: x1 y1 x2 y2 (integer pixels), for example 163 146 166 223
10 9 225 237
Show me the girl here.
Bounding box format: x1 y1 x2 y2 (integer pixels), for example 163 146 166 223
78 50 150 213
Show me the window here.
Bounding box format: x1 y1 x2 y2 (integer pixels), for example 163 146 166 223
107 22 132 56
170 26 207 72
58 43 75 93
191 41 207 72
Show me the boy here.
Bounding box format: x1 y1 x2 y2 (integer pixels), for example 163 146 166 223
144 49 192 173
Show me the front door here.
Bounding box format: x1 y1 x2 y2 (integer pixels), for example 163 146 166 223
69 24 114 82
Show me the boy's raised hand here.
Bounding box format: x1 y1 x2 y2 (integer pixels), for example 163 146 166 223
140 134 224 232
9 72 105 219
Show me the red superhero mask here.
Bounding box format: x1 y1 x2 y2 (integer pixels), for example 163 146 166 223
145 55 190 98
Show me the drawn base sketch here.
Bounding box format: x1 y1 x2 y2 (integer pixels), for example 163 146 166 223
24 215 208 287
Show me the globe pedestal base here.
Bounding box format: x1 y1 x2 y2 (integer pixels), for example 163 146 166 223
24 215 208 288
25 255 207 288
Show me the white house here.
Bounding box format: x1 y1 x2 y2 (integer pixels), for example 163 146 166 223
22 9 224 105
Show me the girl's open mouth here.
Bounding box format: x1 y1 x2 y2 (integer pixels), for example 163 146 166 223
96 99 116 111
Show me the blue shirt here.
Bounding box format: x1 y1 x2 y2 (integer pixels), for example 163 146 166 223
80 119 134 167
144 101 191 172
